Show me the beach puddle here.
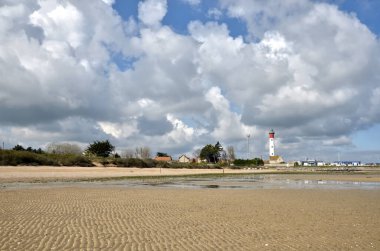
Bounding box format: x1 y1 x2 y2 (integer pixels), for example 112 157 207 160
120 175 380 190
76 174 380 191
2 174 380 190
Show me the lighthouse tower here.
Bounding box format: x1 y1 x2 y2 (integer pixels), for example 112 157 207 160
269 129 275 157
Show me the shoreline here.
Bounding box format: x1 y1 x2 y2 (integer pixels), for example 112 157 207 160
1 166 380 183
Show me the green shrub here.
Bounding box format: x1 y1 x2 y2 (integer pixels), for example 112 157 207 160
100 158 112 166
127 158 145 167
112 158 127 167
142 159 155 168
162 162 217 169
233 158 264 167
229 164 243 169
61 155 93 167
0 150 92 167
113 158 155 168
2 151 41 166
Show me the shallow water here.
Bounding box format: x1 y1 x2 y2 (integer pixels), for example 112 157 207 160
127 174 380 190
58 175 380 190
2 174 380 190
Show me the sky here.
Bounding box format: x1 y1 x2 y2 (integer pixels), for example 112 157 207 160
0 0 379 162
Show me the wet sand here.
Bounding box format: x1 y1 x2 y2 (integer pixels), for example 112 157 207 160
0 166 277 183
1 166 380 183
0 188 379 250
267 173 380 183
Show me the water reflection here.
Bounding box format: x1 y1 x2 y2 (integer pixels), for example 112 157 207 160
2 174 380 190
122 174 380 190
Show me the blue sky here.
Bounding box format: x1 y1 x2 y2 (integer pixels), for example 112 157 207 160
337 0 380 35
0 0 379 162
112 0 380 37
112 0 248 37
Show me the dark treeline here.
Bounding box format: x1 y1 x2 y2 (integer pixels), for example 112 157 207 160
0 149 225 168
0 140 264 168
0 150 92 167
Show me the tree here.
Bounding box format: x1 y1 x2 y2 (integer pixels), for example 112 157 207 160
200 144 219 163
12 145 44 154
34 148 44 154
141 147 151 159
134 146 151 159
252 158 264 166
215 141 227 162
46 143 82 155
13 144 25 151
124 149 134 158
156 152 169 157
193 149 201 159
86 140 115 157
227 146 235 161
215 141 223 152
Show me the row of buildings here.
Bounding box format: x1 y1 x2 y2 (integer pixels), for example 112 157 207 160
155 129 367 167
299 160 361 167
264 130 366 167
154 155 195 163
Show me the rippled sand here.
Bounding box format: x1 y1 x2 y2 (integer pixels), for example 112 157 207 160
1 188 379 250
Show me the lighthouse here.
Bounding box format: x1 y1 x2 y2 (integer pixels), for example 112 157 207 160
269 129 275 157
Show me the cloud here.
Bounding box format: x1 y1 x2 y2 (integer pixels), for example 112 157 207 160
0 0 379 161
137 116 173 136
212 1 379 133
138 0 167 27
101 0 114 5
205 86 254 141
98 121 138 138
218 0 312 39
29 1 85 48
207 8 223 20
322 136 352 146
182 0 201 6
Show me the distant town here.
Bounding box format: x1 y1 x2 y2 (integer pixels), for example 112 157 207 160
1 129 379 167
171 129 378 167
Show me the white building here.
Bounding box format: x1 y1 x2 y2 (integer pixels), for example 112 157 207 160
179 155 191 163
301 160 326 166
331 161 361 166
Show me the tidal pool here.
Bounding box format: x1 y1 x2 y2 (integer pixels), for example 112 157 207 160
2 174 380 190
87 174 380 190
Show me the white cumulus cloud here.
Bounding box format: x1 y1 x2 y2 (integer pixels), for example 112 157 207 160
0 0 379 161
138 0 167 27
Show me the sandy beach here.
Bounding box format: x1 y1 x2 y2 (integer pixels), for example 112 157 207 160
0 188 379 250
1 166 380 250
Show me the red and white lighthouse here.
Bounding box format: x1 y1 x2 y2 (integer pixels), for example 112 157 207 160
269 129 275 157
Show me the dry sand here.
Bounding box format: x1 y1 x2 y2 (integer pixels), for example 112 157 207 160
0 188 379 250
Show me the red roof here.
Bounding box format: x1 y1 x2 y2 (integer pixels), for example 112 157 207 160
154 156 172 162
